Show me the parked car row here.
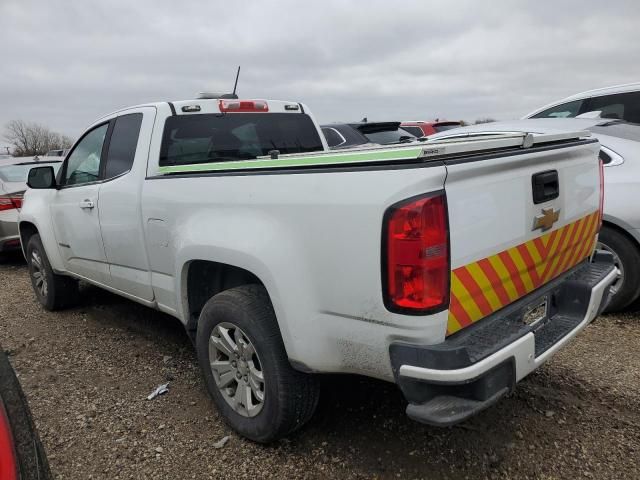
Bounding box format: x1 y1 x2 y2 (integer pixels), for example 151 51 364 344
320 119 464 150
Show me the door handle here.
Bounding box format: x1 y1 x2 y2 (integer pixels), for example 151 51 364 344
79 199 95 209
531 170 559 204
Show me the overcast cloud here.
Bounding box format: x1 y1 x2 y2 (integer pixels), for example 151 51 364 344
1 0 639 144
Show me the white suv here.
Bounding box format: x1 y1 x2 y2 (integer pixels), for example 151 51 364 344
524 82 640 123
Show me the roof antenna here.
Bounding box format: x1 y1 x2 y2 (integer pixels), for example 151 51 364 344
232 66 241 98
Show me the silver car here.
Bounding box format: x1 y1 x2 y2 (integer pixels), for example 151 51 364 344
429 118 640 312
0 158 62 256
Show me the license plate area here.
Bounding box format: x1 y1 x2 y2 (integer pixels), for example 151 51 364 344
523 296 548 328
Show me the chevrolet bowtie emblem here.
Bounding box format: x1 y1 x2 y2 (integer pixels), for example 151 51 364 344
533 208 560 231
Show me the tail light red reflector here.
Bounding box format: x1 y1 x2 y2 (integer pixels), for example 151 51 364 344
598 157 605 230
383 192 450 313
0 195 23 212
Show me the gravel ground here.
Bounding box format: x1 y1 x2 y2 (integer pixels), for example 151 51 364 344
1 253 639 479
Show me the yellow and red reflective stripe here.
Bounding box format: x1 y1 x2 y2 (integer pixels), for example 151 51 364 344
447 210 599 336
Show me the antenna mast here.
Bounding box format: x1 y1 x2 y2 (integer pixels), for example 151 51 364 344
232 66 241 97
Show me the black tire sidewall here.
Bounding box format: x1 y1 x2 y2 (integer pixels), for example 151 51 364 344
25 235 55 310
599 226 640 311
195 287 289 442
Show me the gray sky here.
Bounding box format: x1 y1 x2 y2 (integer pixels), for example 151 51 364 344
1 0 639 143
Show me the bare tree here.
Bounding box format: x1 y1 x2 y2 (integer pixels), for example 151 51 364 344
3 120 73 157
474 118 497 125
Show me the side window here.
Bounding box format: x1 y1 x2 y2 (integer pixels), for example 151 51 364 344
64 123 109 186
531 100 583 118
402 126 425 137
583 92 640 123
322 127 346 148
104 113 143 179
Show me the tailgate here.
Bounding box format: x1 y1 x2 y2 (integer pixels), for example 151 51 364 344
443 136 601 335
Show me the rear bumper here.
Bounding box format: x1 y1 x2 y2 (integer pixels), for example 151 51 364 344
390 251 617 426
0 215 20 252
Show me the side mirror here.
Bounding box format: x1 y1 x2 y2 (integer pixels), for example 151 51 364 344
27 166 56 189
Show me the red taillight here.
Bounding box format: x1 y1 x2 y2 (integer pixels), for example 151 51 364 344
218 99 269 113
383 192 450 313
0 195 23 212
598 157 605 230
0 401 18 480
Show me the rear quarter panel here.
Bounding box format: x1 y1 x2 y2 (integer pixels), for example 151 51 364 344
142 165 448 380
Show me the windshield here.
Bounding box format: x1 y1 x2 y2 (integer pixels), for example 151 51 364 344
159 113 324 166
434 123 462 133
0 163 62 183
360 127 416 145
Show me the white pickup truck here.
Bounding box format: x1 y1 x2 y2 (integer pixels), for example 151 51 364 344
19 96 617 442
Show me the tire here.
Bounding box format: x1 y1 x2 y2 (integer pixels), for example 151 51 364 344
25 234 79 311
196 284 319 443
0 348 52 480
598 226 640 313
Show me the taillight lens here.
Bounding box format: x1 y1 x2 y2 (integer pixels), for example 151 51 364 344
0 401 18 480
0 194 23 212
598 156 605 230
218 99 269 113
383 192 450 313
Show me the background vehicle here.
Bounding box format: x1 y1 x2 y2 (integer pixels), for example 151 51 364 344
19 97 615 442
0 347 52 480
321 121 416 149
430 118 640 312
44 149 69 158
401 120 463 137
524 82 640 122
0 159 61 256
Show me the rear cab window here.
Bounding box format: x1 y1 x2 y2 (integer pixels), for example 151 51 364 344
357 126 416 145
433 123 462 133
159 113 324 166
401 126 425 137
531 100 584 119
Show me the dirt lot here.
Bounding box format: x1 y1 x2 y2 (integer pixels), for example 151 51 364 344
0 254 639 479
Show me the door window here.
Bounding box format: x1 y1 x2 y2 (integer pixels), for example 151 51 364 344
103 113 143 179
583 92 640 123
64 123 108 186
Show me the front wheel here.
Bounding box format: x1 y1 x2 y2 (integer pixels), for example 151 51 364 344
196 285 319 443
26 234 79 311
597 226 640 312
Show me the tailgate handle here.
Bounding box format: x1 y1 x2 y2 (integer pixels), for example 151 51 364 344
532 170 559 204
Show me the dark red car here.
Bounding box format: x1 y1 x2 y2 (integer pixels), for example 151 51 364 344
400 120 463 137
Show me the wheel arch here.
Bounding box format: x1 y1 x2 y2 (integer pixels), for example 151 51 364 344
18 221 39 257
182 259 275 341
601 218 640 251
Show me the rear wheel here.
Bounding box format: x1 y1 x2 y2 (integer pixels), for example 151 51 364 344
196 285 319 442
26 234 78 311
597 226 640 312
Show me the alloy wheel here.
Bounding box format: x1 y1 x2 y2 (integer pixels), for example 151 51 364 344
596 241 624 295
208 322 265 417
30 250 48 298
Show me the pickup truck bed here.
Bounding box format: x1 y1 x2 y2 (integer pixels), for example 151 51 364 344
18 98 616 441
